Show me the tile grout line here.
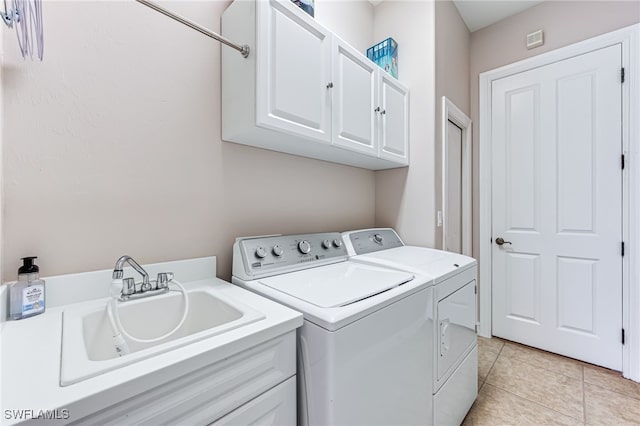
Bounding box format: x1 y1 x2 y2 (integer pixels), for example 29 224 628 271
476 342 502 393
584 364 640 401
484 341 505 382
481 339 640 425
485 342 585 423
500 342 584 382
504 357 582 382
497 349 584 383
500 346 640 416
483 382 586 424
583 379 640 402
582 365 587 424
506 340 640 401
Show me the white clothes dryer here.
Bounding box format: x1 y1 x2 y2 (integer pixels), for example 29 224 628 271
342 228 478 426
232 232 435 426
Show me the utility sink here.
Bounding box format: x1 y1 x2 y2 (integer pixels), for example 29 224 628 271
61 286 265 386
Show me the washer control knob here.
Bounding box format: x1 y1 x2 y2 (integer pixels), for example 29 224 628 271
255 246 267 259
298 240 312 254
272 245 284 257
333 238 343 248
373 233 384 244
322 239 331 249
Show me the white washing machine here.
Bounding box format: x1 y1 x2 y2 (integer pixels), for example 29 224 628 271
342 228 478 426
232 232 434 426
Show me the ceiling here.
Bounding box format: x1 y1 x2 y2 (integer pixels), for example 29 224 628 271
453 1 544 32
369 1 543 33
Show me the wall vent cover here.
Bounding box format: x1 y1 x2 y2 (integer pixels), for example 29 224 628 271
526 30 544 50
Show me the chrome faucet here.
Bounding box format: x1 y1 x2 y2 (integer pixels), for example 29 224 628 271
112 255 172 301
113 255 150 287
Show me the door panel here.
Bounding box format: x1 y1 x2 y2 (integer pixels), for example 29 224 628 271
332 38 378 155
557 256 597 334
491 44 622 369
379 72 409 164
505 86 539 232
256 0 332 143
505 252 540 323
557 72 597 234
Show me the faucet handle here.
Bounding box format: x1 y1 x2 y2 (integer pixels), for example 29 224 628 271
122 277 136 296
140 280 152 293
156 272 173 290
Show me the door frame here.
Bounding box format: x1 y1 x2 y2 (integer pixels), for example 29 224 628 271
479 23 640 380
441 96 472 256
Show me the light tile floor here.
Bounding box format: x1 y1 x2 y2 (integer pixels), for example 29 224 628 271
463 337 640 426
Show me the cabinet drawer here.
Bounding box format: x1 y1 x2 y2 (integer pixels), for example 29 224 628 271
210 376 296 426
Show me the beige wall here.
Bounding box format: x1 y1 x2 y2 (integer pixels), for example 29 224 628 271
434 0 470 249
1 0 376 282
373 0 437 247
316 0 374 53
470 1 640 260
10 0 634 285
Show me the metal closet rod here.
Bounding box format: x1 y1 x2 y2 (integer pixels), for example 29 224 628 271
136 0 250 58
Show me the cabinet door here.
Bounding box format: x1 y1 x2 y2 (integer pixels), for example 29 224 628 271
331 37 378 156
378 72 409 164
256 0 332 144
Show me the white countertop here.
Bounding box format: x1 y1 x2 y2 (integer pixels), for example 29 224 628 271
0 257 302 425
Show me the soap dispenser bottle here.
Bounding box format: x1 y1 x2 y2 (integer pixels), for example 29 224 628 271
9 257 46 320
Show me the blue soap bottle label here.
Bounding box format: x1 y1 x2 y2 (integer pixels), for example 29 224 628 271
22 283 45 316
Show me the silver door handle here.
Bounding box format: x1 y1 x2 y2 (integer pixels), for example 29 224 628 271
495 237 512 246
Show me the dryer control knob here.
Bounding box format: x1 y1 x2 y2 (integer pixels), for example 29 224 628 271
298 240 312 254
333 238 343 248
255 247 267 259
322 239 331 249
373 233 384 244
272 245 284 257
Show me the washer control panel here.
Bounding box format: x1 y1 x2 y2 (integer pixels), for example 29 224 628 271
235 232 348 278
347 229 404 255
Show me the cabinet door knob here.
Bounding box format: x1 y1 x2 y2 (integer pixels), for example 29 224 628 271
380 109 386 115
374 107 380 113
326 82 334 89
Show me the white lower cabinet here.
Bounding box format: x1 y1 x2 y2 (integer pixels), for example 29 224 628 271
210 377 296 426
222 0 409 170
69 333 296 426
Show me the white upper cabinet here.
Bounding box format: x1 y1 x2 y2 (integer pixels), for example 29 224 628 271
256 0 332 143
379 72 409 164
331 36 378 157
221 0 409 170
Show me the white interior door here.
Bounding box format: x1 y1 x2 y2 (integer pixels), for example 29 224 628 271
491 44 623 369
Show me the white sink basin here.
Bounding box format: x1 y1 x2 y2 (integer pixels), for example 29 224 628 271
61 286 265 386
